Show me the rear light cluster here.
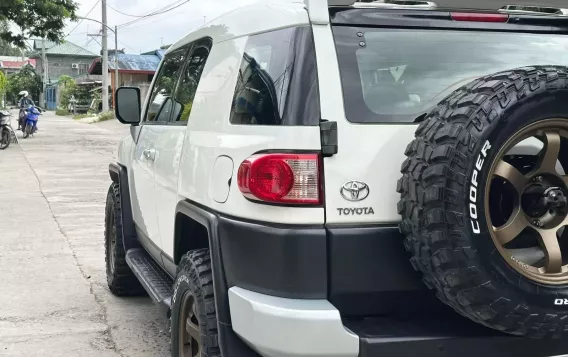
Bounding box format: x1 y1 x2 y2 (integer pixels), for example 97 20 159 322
451 12 509 23
237 153 322 205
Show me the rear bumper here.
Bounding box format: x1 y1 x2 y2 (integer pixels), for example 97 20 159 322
173 201 568 357
218 216 441 317
229 287 568 357
228 287 359 357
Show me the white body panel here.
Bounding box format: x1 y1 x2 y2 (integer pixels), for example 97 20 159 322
130 126 162 243
153 125 187 257
121 1 323 255
312 23 414 224
176 25 325 226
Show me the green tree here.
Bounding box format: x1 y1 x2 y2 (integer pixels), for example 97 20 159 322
0 72 8 94
6 64 41 104
0 21 21 56
58 75 77 108
1 1 78 47
0 71 8 107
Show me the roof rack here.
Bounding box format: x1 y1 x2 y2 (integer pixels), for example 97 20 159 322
498 4 568 15
353 0 437 9
306 0 437 23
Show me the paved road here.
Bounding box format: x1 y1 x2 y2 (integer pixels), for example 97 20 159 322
0 112 170 356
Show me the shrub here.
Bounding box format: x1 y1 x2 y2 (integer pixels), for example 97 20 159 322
72 113 92 120
55 108 69 116
98 111 115 121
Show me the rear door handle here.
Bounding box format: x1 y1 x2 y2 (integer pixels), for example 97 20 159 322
143 148 156 161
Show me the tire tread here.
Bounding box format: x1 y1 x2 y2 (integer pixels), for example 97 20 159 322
398 66 568 338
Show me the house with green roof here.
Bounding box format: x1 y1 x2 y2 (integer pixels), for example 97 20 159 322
29 39 99 85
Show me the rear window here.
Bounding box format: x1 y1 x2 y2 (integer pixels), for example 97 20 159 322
333 27 568 123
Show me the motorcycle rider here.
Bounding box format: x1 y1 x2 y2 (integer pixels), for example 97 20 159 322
18 91 35 130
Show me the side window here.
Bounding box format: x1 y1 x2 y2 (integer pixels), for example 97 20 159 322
144 49 187 123
172 39 212 122
229 27 320 126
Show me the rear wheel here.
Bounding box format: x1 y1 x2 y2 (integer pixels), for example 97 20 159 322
171 249 220 357
399 66 568 338
0 128 10 150
23 124 32 138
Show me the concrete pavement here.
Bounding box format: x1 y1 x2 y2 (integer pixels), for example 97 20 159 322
0 112 170 356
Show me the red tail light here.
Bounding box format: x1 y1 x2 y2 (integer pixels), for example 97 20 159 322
237 153 322 205
451 12 509 23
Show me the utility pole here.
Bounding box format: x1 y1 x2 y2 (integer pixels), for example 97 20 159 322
101 0 109 113
40 38 47 108
114 26 119 110
83 16 118 111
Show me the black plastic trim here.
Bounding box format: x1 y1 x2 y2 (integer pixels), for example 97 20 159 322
175 200 240 357
108 163 140 251
218 322 261 357
175 201 230 322
346 315 568 357
125 248 173 313
328 225 446 317
218 215 328 299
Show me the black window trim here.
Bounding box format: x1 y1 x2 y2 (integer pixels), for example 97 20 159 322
229 26 321 127
168 37 213 127
141 45 192 126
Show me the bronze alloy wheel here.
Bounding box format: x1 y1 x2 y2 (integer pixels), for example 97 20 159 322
178 292 202 357
108 211 116 275
486 119 568 285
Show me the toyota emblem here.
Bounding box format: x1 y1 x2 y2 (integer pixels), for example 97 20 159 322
340 181 370 202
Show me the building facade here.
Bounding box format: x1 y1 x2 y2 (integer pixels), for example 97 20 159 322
30 40 99 85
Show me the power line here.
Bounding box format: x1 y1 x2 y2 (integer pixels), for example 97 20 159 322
107 3 146 17
117 0 190 29
67 0 101 37
117 0 186 28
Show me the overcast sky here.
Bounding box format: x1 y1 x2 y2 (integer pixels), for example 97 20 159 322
59 0 568 56
61 0 257 55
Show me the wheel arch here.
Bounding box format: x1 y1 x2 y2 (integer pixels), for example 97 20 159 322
108 162 140 252
174 200 230 323
174 200 258 356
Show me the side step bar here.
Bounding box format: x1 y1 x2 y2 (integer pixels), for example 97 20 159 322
126 248 173 314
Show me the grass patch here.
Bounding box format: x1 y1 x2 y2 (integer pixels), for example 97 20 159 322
56 108 70 116
72 113 94 120
97 111 115 122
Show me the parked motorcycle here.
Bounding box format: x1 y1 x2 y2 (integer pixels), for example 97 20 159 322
22 106 41 139
0 110 15 150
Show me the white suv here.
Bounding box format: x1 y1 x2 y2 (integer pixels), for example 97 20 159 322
107 0 568 356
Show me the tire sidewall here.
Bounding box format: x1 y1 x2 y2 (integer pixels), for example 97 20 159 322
0 128 10 149
171 269 205 357
105 184 121 286
468 89 568 309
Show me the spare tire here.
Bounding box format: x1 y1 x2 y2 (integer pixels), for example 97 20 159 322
398 66 568 338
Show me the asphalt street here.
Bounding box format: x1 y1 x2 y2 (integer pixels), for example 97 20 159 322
0 112 170 356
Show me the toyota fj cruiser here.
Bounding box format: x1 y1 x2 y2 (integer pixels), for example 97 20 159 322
106 0 568 356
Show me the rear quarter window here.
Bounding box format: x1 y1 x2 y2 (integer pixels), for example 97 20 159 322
229 26 320 126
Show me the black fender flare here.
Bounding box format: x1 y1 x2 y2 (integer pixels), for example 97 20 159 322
109 163 140 252
175 200 257 356
175 200 230 323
